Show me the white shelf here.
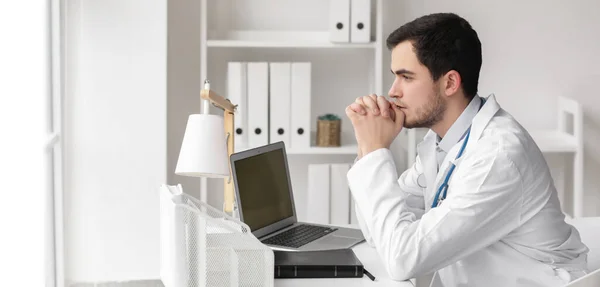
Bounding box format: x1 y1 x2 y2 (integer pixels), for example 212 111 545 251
287 144 358 155
235 144 358 155
207 30 377 49
207 40 376 48
530 130 578 153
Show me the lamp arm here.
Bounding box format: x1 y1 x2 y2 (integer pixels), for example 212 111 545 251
225 131 231 184
201 89 236 113
200 79 237 216
223 107 236 215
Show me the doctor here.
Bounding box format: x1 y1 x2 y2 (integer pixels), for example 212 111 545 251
346 13 589 287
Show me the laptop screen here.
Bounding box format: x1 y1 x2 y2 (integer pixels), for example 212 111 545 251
232 147 294 231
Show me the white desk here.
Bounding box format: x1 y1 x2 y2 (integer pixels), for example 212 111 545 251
274 242 415 287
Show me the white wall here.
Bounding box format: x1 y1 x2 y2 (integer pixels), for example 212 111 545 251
167 0 203 198
395 0 600 216
64 0 166 283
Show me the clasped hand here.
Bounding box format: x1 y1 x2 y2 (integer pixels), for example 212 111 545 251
345 94 405 158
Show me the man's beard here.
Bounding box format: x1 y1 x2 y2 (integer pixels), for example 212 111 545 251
403 90 446 129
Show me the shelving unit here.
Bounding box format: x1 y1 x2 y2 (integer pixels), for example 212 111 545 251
198 0 395 210
542 96 583 218
200 1 386 149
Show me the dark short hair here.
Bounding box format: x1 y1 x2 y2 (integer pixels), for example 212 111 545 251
386 13 482 99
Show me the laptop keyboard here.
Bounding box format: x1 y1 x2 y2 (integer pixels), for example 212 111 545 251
262 224 338 248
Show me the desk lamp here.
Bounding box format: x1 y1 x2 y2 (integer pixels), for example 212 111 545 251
175 80 237 216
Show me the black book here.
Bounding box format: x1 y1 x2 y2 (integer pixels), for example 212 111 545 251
274 249 364 279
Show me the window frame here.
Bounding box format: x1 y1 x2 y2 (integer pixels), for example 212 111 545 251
45 0 65 286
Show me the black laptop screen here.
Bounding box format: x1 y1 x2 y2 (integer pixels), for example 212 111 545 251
233 148 294 231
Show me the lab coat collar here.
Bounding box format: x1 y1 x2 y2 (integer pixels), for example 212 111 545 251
416 94 501 208
418 94 500 152
467 94 501 149
437 96 482 153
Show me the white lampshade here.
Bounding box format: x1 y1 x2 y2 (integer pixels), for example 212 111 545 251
175 114 229 178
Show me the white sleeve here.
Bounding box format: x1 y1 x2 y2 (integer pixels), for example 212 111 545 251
350 151 426 248
353 201 375 246
351 156 376 247
347 146 522 281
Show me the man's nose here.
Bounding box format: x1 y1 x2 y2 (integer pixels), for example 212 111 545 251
388 82 402 99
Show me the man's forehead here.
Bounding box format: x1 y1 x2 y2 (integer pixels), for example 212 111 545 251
391 41 419 68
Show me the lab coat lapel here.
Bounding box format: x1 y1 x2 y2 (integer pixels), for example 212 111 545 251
467 94 501 148
419 95 502 209
426 146 462 209
417 130 439 208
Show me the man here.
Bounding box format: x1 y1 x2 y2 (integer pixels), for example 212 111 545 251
345 13 589 286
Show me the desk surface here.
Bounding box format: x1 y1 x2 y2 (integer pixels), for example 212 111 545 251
273 242 414 287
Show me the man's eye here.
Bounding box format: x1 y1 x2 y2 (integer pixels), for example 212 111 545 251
402 75 411 80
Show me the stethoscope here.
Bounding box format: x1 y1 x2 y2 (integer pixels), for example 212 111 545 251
430 98 486 208
431 128 471 208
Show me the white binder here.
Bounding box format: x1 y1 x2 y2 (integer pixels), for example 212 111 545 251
269 62 291 147
227 62 248 152
329 0 350 43
247 62 269 147
290 62 311 150
330 164 351 225
307 164 331 224
350 0 371 43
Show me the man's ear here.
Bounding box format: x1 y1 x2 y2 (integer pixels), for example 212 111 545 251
443 70 462 96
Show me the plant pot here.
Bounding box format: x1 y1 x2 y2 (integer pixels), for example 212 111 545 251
316 119 341 147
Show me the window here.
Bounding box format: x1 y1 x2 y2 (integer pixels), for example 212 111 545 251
46 0 65 286
0 1 63 286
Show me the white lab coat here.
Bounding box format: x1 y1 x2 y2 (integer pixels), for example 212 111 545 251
348 95 589 287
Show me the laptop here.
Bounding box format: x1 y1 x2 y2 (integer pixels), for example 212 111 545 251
230 141 365 251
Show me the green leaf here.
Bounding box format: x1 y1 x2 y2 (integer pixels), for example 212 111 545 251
318 114 340 121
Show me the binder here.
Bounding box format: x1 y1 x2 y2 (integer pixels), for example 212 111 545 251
330 164 351 225
290 62 311 150
350 0 371 43
307 164 330 224
329 0 350 43
274 249 364 278
227 62 248 152
269 62 291 147
247 62 269 147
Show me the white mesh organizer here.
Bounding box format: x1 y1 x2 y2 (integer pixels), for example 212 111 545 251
160 184 274 287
